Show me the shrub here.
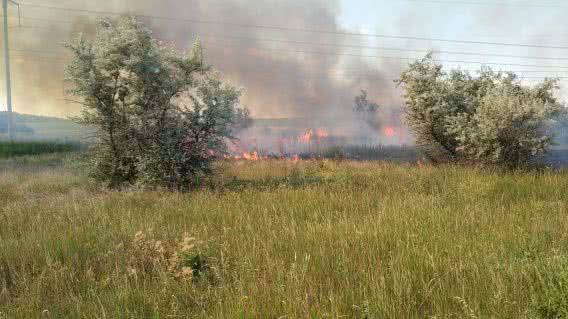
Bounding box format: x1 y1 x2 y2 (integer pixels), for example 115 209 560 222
66 18 245 190
396 54 564 167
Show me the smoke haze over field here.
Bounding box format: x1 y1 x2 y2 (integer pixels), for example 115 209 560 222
9 0 403 120
2 0 567 146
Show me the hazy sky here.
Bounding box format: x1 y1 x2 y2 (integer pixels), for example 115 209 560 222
2 0 567 118
339 0 568 71
339 0 568 104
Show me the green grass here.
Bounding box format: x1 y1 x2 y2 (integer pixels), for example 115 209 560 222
1 156 568 318
0 141 83 158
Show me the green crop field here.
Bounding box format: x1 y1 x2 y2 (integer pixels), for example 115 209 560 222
1 155 568 318
0 141 83 158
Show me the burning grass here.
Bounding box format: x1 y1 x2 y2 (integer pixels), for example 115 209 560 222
1 155 568 318
226 144 420 162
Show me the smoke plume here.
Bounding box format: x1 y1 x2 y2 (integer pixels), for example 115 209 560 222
8 0 404 125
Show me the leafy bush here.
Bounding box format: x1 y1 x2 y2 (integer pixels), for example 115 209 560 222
66 18 245 190
396 54 564 167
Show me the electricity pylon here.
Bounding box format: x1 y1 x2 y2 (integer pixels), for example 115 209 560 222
2 0 19 140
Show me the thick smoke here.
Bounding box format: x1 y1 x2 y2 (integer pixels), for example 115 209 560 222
5 0 409 148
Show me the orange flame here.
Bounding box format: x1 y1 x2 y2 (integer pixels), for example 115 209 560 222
383 126 396 137
298 128 329 144
298 129 314 143
242 151 260 161
316 129 329 138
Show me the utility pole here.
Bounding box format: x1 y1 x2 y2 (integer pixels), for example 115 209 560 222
2 0 13 140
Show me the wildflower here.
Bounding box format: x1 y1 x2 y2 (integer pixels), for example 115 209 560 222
127 267 137 277
181 266 193 278
134 231 145 242
180 236 196 252
154 241 165 255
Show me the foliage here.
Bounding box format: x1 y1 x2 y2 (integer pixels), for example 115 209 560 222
353 89 381 129
396 54 564 167
66 18 245 190
135 75 242 190
232 107 254 133
354 89 379 113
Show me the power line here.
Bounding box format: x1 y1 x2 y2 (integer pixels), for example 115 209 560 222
13 15 568 63
14 13 568 42
202 41 568 69
7 17 568 71
2 40 568 75
392 0 568 8
20 3 568 50
1 5 565 84
0 32 566 75
21 0 568 9
5 53 568 79
9 47 62 55
3 50 565 80
198 33 568 62
6 61 568 80
12 16 568 63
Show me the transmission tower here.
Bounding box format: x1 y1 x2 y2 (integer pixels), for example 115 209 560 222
2 0 19 140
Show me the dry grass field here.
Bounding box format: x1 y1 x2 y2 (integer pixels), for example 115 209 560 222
1 154 568 318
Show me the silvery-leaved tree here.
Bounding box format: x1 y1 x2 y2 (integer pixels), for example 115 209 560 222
353 90 381 130
66 17 245 190
232 107 254 133
396 54 565 167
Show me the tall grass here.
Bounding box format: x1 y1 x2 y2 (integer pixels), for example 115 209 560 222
1 156 568 318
